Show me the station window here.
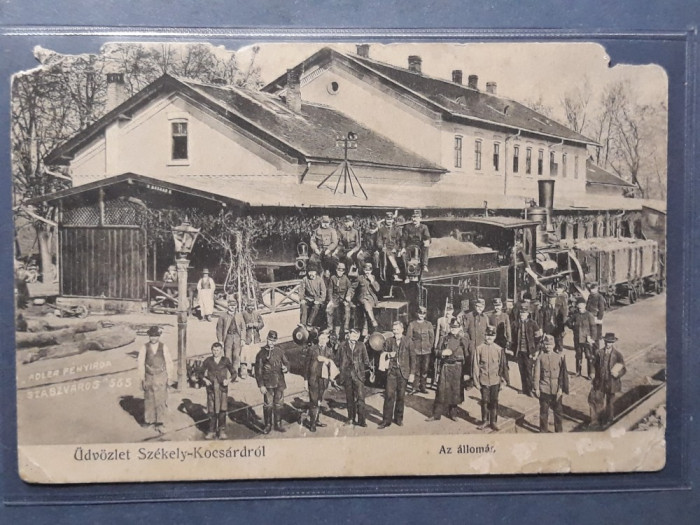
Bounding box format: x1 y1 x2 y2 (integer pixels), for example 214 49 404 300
550 151 558 177
454 136 462 168
574 155 579 179
525 147 532 175
475 140 482 170
513 145 519 173
493 142 500 172
171 121 188 160
537 149 544 175
562 153 567 177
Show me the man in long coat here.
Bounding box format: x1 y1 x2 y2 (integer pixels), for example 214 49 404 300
590 332 627 426
511 307 540 397
378 322 414 428
338 328 371 427
566 297 597 378
216 299 246 373
255 331 289 434
305 331 338 431
426 319 468 422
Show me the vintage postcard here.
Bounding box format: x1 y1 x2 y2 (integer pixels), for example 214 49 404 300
12 41 667 483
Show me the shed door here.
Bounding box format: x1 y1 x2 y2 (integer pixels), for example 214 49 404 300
60 226 147 300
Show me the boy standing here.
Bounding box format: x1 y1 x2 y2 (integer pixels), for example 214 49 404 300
201 342 236 439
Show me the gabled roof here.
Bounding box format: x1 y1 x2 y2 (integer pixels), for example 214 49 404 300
262 47 596 146
585 159 635 187
45 74 443 173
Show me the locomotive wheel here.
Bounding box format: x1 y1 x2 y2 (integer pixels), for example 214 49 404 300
75 305 89 318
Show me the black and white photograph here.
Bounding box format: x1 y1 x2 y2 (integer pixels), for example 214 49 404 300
12 40 667 482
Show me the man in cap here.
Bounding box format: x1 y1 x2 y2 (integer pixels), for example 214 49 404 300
196 268 216 322
305 331 338 432
472 325 509 430
407 305 435 394
566 297 597 378
338 328 371 427
434 302 455 359
255 330 289 434
586 283 606 340
310 215 339 276
510 292 533 327
488 298 511 357
456 299 471 334
511 305 540 397
299 266 326 329
465 298 490 362
540 294 566 353
334 215 361 270
554 282 570 352
534 334 569 432
427 318 468 422
401 209 431 272
357 219 380 270
590 332 626 427
353 262 381 337
326 262 353 336
376 211 403 281
216 298 246 373
240 299 265 380
378 321 414 429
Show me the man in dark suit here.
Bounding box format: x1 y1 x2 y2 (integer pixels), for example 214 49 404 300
378 321 414 428
540 294 566 353
216 299 246 372
586 282 606 340
567 297 597 378
511 307 540 397
338 328 371 427
590 332 626 426
255 331 289 434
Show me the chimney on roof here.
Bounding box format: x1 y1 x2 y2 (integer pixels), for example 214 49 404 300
356 44 370 58
451 70 463 84
106 73 128 112
486 82 497 95
467 74 478 90
286 68 302 113
408 55 422 74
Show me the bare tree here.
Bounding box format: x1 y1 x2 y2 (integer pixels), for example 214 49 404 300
561 76 592 134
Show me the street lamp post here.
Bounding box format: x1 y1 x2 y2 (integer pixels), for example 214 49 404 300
171 219 201 391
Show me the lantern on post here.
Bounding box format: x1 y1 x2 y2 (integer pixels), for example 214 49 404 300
171 219 201 391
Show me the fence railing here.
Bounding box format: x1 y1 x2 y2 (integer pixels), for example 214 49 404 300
258 279 302 314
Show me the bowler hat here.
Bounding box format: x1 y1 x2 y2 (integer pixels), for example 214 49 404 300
267 330 278 341
493 297 502 306
603 332 618 343
147 326 161 337
412 209 422 218
485 325 496 336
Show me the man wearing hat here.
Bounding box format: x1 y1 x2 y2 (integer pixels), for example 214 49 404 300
456 299 471 334
196 269 216 322
585 283 606 340
326 262 353 336
472 325 509 430
240 299 265 380
378 321 414 429
434 302 455 360
310 215 339 275
305 331 338 432
566 297 597 378
376 211 403 281
534 334 569 432
357 219 380 270
554 282 570 351
540 294 566 353
334 215 361 270
338 328 371 427
353 262 381 337
511 306 540 397
299 267 326 329
590 332 626 427
137 326 175 431
255 330 289 434
427 318 469 422
216 298 246 373
401 209 431 272
488 298 511 359
407 305 435 394
465 298 490 362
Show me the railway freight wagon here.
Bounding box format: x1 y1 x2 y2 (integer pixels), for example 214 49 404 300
572 237 663 304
